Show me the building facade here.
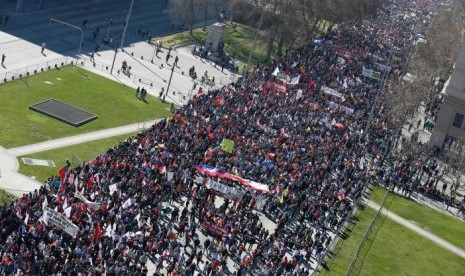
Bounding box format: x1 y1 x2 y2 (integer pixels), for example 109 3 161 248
430 40 465 149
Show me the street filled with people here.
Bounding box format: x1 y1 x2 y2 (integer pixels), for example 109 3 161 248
0 0 445 275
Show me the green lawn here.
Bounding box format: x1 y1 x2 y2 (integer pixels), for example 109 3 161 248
157 22 285 66
0 66 171 148
370 185 465 250
322 207 465 276
0 189 15 206
19 133 136 182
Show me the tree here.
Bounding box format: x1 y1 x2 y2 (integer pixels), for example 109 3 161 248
166 0 197 34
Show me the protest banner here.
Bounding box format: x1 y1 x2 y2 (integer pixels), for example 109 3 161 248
75 192 101 210
290 75 301 85
196 164 271 193
328 101 354 114
201 221 228 236
362 67 382 80
43 207 79 237
207 180 244 200
374 62 391 73
321 85 344 100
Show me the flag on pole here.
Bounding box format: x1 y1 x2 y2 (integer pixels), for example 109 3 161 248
272 66 279 76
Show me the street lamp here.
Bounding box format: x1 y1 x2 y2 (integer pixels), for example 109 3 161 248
110 0 135 74
50 18 84 59
166 65 175 96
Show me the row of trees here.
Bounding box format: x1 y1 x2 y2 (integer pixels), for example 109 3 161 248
166 0 384 61
384 0 465 191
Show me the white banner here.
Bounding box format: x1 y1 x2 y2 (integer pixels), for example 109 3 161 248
374 62 391 73
207 180 244 200
205 179 268 210
109 184 118 195
321 85 344 100
290 75 301 85
43 207 79 237
362 67 381 80
75 192 101 210
122 198 133 209
328 101 354 114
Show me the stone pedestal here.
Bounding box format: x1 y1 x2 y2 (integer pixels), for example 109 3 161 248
206 22 227 53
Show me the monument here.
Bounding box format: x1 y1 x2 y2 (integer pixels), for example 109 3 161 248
206 22 227 54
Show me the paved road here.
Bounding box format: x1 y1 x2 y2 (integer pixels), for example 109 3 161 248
366 200 465 259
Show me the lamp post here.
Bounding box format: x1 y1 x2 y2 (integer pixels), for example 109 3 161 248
50 18 84 59
110 0 135 74
166 65 175 96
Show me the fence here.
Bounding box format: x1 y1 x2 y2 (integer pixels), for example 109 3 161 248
344 186 391 275
1 56 76 83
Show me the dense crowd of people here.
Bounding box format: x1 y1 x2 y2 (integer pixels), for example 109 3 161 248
0 0 443 275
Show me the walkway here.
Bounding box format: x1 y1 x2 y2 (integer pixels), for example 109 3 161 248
366 200 465 259
8 119 159 156
0 119 158 197
0 26 238 197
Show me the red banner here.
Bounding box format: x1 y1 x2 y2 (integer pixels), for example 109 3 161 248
201 221 228 236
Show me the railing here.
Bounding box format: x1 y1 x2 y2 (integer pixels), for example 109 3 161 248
1 56 75 83
345 186 391 276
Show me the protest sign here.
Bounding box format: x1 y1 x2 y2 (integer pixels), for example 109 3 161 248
220 138 235 153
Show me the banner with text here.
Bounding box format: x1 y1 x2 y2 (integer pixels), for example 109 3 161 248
43 207 79 237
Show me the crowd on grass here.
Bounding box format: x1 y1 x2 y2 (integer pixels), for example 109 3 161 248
0 0 445 275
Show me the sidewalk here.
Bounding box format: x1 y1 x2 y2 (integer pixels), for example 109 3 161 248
0 29 238 197
8 119 159 156
0 119 157 197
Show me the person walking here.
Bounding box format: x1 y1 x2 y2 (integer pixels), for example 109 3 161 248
41 42 46 54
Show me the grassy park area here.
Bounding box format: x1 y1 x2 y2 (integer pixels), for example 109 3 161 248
322 207 465 276
370 185 465 250
19 133 136 182
157 22 286 67
0 189 15 206
0 66 171 148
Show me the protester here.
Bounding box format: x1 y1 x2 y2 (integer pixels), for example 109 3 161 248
0 0 441 275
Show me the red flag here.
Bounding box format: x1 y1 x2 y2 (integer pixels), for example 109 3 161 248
58 167 66 179
214 95 224 106
93 222 101 242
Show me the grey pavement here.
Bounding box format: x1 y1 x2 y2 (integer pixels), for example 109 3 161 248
80 42 238 105
0 19 238 199
0 119 156 197
8 119 160 156
366 200 465 259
